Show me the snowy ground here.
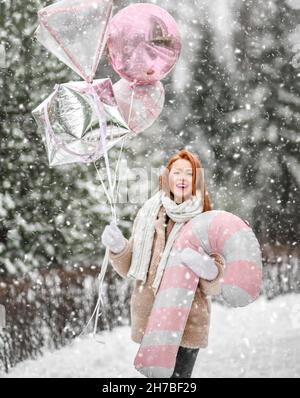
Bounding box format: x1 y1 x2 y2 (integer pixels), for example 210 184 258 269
1 293 300 378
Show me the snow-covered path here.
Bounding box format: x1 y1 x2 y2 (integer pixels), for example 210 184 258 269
2 294 300 378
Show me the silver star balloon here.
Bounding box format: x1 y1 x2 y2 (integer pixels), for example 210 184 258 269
32 79 132 167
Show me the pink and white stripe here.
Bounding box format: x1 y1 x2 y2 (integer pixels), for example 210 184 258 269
134 210 262 378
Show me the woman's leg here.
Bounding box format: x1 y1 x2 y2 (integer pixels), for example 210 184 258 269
170 346 200 378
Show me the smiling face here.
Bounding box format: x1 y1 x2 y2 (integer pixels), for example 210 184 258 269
168 158 193 204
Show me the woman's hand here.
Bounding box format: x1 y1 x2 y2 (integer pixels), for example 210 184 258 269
101 222 126 254
180 247 219 281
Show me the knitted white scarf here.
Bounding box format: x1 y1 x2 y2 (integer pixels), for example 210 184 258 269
127 190 203 292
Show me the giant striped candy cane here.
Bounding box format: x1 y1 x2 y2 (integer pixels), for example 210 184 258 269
190 210 262 307
134 210 262 378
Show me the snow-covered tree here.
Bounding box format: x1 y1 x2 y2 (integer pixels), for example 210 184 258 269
231 0 300 249
0 0 132 275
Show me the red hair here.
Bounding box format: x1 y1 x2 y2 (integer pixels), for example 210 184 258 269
159 149 212 212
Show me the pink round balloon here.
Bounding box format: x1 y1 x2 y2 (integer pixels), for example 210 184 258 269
113 79 165 133
107 3 181 84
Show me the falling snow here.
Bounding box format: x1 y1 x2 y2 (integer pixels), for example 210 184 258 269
0 0 299 377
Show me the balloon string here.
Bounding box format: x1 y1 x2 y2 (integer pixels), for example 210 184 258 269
93 247 109 335
93 84 135 214
127 84 135 129
82 84 135 339
81 83 117 339
81 256 110 340
93 161 115 221
113 136 126 200
113 86 135 198
89 83 117 224
79 246 109 339
90 130 131 337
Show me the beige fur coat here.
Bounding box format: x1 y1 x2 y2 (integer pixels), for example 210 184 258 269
109 206 225 348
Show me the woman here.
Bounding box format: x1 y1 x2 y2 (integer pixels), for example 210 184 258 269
102 150 225 378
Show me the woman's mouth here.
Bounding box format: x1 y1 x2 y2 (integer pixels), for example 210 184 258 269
176 183 188 190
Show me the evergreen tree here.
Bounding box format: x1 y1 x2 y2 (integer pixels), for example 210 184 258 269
0 0 133 275
232 0 300 249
